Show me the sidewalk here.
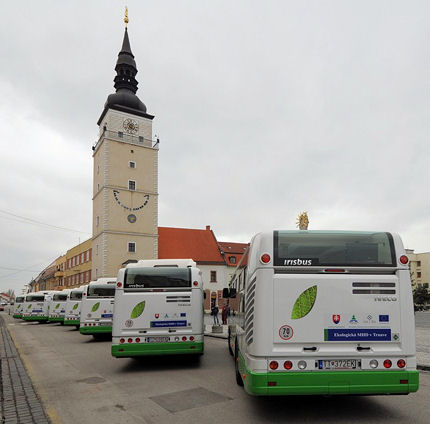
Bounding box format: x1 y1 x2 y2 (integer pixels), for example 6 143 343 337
0 314 51 424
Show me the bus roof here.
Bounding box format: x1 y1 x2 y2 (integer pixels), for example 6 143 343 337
130 259 197 268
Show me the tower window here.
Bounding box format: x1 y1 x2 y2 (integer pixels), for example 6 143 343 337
129 161 136 169
139 136 144 143
96 216 99 227
118 131 123 138
128 242 136 253
128 180 136 191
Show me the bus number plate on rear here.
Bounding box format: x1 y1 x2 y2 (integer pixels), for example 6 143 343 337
318 359 361 370
146 336 170 343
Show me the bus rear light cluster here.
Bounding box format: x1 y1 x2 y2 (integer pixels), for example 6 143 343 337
260 254 271 264
269 361 279 370
117 282 122 288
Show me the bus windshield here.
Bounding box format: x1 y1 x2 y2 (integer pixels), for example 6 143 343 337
274 231 396 267
88 286 116 297
124 267 191 289
26 295 45 302
53 294 68 301
70 292 83 300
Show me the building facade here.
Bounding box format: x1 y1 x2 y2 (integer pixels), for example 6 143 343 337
64 239 92 289
92 25 158 280
406 249 430 292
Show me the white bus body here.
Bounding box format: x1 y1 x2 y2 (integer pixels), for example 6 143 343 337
64 285 88 327
112 259 204 357
48 290 71 323
227 231 419 395
80 278 116 338
22 291 55 322
13 296 25 318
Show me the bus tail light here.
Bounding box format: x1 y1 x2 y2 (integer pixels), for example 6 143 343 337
397 359 406 368
135 337 141 343
117 282 122 288
269 361 279 370
182 336 187 341
260 254 271 264
128 338 133 343
383 359 392 368
190 336 195 341
120 338 125 344
399 255 408 265
283 361 293 370
369 359 378 369
297 360 307 370
193 281 198 286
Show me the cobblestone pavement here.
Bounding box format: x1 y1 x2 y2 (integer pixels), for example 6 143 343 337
0 316 50 424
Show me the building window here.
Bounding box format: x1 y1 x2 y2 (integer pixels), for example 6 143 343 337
417 261 421 267
128 242 136 253
97 165 99 175
118 131 123 138
423 283 429 289
139 136 144 143
129 161 136 169
95 269 98 279
210 271 217 282
86 250 90 261
229 256 236 264
96 216 99 227
96 245 99 255
417 272 422 278
128 180 136 191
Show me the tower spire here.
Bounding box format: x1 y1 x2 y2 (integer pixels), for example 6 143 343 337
124 6 129 27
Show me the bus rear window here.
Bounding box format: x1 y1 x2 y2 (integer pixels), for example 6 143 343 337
25 295 45 302
124 267 191 289
53 294 68 301
16 297 24 303
70 292 83 300
88 287 116 297
274 231 396 267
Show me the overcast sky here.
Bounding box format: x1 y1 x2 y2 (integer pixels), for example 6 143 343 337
0 0 429 294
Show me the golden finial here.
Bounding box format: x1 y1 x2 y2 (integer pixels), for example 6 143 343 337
124 6 129 27
296 212 309 230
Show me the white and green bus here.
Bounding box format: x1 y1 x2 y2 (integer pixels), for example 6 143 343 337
48 290 70 324
80 278 116 338
64 285 88 327
22 291 55 322
226 230 419 396
13 296 25 319
112 259 204 358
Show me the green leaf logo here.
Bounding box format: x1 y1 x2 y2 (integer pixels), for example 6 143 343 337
130 301 145 319
291 285 317 319
27 304 32 310
72 303 79 310
91 302 100 312
55 304 60 309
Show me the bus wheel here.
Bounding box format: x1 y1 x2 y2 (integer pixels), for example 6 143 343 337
228 328 233 356
234 341 244 387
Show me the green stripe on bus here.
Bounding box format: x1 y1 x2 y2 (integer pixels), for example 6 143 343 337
80 326 112 335
64 319 80 326
237 353 419 395
22 316 49 321
112 341 204 357
48 317 64 322
13 314 22 319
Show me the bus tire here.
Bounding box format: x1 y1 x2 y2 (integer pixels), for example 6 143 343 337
228 328 233 356
234 340 244 387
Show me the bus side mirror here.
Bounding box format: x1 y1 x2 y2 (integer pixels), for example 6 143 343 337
230 288 237 298
222 288 230 298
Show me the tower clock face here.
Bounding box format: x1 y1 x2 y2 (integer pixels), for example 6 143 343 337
123 118 139 134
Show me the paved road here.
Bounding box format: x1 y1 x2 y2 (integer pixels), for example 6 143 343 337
2 312 430 424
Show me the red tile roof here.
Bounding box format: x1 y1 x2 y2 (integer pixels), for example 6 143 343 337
218 241 249 266
158 226 225 264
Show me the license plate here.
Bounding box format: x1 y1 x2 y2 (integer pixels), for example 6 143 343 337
146 336 169 343
99 322 111 326
318 359 361 370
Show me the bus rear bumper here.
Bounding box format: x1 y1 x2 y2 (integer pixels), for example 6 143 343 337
22 316 49 322
13 314 22 319
64 319 80 326
112 341 204 357
80 325 112 335
48 317 64 323
239 359 419 396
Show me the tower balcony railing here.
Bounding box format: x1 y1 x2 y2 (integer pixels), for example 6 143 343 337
92 129 159 152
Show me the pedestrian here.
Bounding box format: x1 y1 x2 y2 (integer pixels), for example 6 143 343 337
212 305 219 325
222 305 228 325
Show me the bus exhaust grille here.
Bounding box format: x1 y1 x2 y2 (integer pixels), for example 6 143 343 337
245 277 256 345
166 296 191 303
352 282 396 295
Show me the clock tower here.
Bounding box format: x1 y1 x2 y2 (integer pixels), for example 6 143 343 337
92 18 158 279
